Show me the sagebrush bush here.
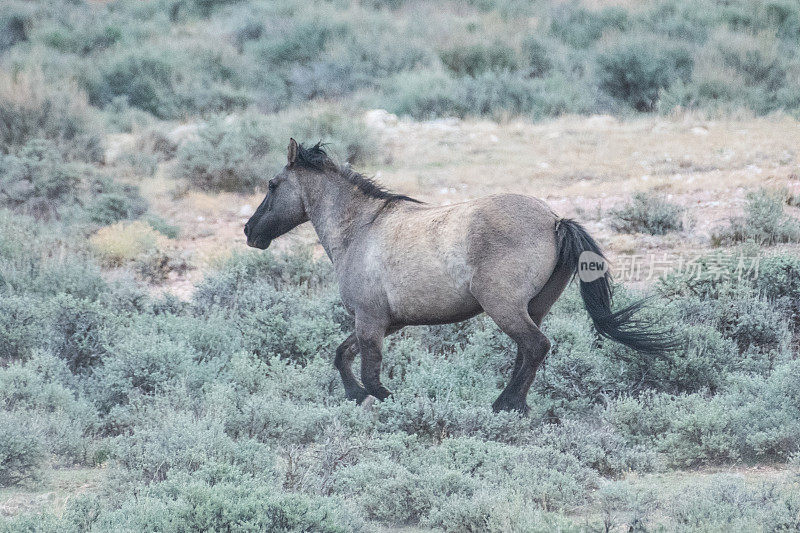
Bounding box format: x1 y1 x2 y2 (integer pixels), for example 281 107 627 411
714 189 800 245
550 4 628 48
756 254 800 325
175 115 275 192
0 140 84 220
100 475 364 532
87 43 248 119
597 36 693 111
0 412 45 487
113 409 274 483
387 70 591 120
91 328 197 413
174 108 375 192
0 74 103 162
0 295 49 361
48 295 108 373
439 42 518 77
610 192 684 234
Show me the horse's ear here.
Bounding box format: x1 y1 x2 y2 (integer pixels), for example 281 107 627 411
288 138 298 166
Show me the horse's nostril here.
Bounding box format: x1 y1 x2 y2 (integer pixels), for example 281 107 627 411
244 223 251 237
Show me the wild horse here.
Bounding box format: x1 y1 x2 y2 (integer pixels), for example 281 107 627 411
245 139 674 413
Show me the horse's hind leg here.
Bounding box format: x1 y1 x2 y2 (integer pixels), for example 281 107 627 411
495 265 572 410
472 291 551 414
334 333 369 403
493 314 550 414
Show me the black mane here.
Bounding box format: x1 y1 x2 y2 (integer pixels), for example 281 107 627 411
295 142 422 204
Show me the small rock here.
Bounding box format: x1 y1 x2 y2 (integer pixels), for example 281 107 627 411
363 109 399 130
167 123 201 146
691 126 709 136
746 164 763 174
361 395 377 411
239 204 254 216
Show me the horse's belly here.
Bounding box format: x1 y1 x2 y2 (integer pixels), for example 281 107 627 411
383 255 480 325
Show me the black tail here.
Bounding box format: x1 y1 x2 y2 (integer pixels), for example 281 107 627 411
555 218 677 356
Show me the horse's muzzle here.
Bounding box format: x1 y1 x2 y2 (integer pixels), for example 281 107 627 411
246 237 271 249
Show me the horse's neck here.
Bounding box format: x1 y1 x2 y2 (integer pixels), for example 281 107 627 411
302 177 381 264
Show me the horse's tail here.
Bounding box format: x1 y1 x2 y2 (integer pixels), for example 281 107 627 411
554 218 677 356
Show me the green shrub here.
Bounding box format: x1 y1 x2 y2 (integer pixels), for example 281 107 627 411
439 42 518 77
0 12 27 52
597 36 692 111
456 71 559 119
0 412 45 487
249 17 344 65
384 70 461 119
387 70 592 120
194 247 333 306
85 177 148 225
113 409 274 483
87 193 146 225
143 214 180 239
233 286 346 363
87 45 248 119
756 254 800 324
174 115 276 192
0 74 103 162
668 475 800 531
48 295 109 373
610 192 684 234
714 189 800 245
87 50 176 118
0 353 100 465
710 295 789 356
92 328 196 412
328 27 430 80
549 4 628 48
0 140 84 219
0 295 47 361
99 475 364 532
521 35 555 78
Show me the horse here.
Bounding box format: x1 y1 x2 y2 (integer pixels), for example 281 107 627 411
244 139 674 414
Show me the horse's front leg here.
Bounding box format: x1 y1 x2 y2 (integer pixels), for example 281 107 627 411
334 333 369 403
355 317 391 400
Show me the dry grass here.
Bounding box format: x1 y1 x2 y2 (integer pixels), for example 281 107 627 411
0 467 103 518
89 221 162 266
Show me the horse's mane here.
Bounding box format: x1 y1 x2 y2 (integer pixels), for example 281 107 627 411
295 142 422 204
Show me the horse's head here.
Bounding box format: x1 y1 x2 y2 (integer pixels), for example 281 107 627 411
244 138 310 249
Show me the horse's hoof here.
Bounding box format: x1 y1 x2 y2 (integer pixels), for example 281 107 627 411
351 388 370 404
368 386 392 400
492 398 530 416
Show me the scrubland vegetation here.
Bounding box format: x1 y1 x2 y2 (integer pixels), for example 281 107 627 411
2 200 800 530
3 0 800 128
2 0 800 531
